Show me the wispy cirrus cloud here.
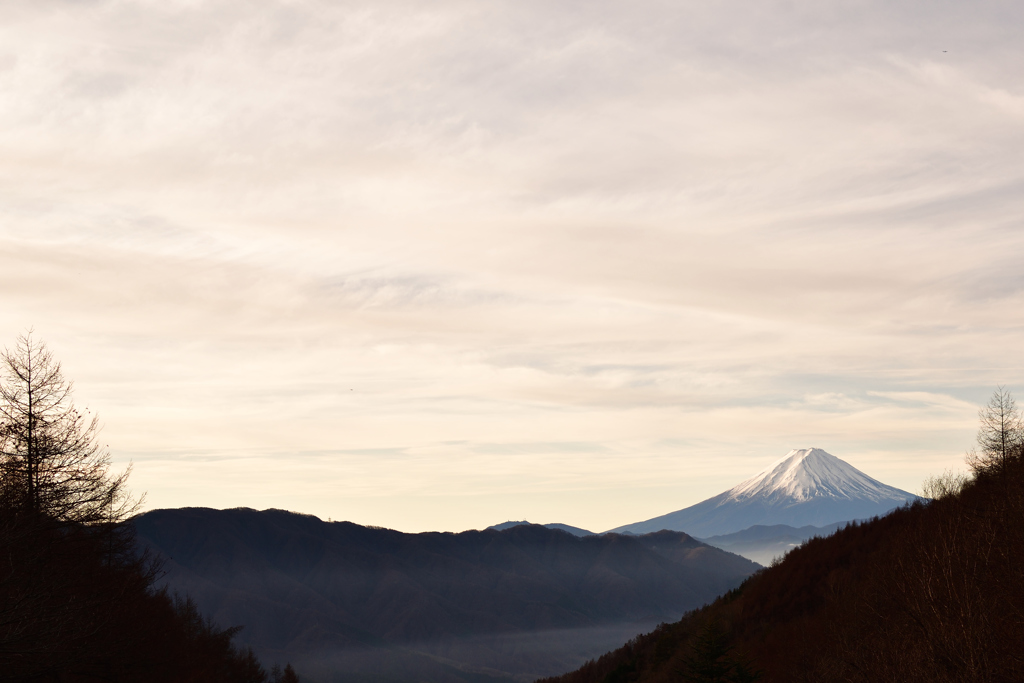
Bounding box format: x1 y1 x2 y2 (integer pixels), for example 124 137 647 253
0 0 1020 531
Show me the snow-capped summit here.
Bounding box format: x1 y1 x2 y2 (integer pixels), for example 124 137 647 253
607 448 920 538
727 448 906 504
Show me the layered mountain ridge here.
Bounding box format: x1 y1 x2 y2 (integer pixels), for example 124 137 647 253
134 507 758 682
610 448 920 538
700 522 847 566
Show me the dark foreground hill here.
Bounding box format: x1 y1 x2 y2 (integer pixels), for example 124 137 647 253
134 509 758 683
0 511 273 682
541 457 1024 683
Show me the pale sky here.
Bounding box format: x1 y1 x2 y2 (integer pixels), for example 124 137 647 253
1 0 1022 533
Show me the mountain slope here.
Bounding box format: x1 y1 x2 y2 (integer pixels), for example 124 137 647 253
541 454 1024 683
610 448 919 537
134 509 757 682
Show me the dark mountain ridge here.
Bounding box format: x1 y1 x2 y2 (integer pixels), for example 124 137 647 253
134 508 758 682
487 521 595 537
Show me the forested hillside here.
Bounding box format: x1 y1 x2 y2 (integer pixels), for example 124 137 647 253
0 512 289 682
540 438 1024 681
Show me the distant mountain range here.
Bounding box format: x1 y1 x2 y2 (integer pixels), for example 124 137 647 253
488 449 910 565
487 521 594 537
609 448 921 537
700 522 848 566
484 520 852 567
134 508 758 683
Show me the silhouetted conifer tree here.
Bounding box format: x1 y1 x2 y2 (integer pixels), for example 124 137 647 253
270 663 301 683
680 620 760 683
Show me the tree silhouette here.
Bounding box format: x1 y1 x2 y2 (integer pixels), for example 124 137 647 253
0 332 139 524
0 334 283 681
270 663 301 683
680 620 760 683
967 386 1022 477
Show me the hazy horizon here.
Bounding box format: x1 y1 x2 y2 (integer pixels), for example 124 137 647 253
2 1 1021 532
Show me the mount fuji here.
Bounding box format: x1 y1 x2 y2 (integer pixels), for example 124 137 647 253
608 448 922 538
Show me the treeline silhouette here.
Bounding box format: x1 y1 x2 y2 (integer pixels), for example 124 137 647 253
0 511 298 681
539 392 1024 682
0 334 296 682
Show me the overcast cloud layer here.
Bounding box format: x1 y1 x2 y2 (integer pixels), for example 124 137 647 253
1 0 1022 532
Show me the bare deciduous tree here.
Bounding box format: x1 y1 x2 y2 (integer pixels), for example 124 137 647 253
921 469 969 500
966 386 1022 477
0 332 140 524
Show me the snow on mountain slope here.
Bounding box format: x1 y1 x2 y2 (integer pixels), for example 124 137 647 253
727 448 910 504
607 448 921 538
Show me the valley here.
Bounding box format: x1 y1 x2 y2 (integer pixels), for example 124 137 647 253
132 447 923 681
135 508 757 682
